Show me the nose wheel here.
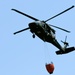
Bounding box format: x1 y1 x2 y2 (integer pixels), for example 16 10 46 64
32 33 35 38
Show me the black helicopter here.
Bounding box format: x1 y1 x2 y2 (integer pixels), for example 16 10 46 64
12 5 75 55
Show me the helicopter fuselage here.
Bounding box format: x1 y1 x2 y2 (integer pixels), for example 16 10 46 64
29 21 63 50
29 21 55 41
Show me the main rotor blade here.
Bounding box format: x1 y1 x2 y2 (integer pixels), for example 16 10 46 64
49 24 70 33
12 9 39 21
14 27 30 35
45 5 74 22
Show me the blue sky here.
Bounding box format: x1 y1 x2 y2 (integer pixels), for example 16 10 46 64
0 0 75 75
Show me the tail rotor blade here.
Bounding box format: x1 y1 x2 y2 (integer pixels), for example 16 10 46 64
45 5 74 22
65 36 67 42
12 9 39 21
14 27 30 35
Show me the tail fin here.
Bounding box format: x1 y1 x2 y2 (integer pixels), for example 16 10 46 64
61 36 69 50
56 47 75 55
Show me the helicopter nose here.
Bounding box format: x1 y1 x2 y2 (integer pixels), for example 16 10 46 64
29 22 36 28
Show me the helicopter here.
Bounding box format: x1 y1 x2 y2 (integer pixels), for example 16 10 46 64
12 5 75 55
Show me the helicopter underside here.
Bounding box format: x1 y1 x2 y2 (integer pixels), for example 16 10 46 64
29 23 63 50
29 23 53 42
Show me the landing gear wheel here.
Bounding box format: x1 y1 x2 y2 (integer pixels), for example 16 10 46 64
32 34 35 38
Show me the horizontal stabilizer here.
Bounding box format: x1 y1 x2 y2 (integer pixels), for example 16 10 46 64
56 47 75 55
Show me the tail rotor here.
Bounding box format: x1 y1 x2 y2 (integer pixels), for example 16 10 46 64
61 36 69 48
